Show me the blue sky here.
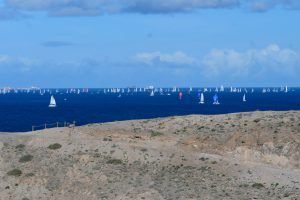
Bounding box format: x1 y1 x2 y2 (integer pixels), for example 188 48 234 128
0 0 300 87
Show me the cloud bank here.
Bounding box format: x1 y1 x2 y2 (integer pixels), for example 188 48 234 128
1 44 299 87
248 0 300 12
0 0 299 18
201 44 299 78
134 44 300 85
135 51 197 65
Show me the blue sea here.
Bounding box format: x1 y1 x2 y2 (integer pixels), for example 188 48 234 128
0 88 300 132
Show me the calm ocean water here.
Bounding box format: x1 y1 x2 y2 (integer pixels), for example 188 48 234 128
0 88 300 132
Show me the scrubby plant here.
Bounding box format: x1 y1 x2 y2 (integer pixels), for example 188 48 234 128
25 173 35 177
252 183 264 189
15 144 25 150
150 130 163 137
7 169 22 177
19 154 33 163
48 143 62 150
107 159 123 165
253 119 260 123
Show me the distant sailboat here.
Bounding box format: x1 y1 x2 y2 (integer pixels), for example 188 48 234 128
213 94 220 105
49 95 57 107
199 93 205 104
220 85 224 92
285 86 288 93
150 90 155 97
243 94 246 102
178 92 183 100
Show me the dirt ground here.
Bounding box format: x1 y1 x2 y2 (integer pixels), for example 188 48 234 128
0 111 300 199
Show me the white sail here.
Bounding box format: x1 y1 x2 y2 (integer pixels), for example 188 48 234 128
243 94 246 102
49 95 56 107
199 93 205 104
150 90 155 96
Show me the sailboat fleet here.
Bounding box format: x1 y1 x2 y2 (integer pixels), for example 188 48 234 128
0 85 294 107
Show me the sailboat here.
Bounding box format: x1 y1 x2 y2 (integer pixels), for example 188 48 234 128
49 95 57 107
213 94 220 105
243 94 246 102
199 93 205 104
150 90 155 97
178 92 183 100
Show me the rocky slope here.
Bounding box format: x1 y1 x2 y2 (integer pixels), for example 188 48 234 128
0 111 300 199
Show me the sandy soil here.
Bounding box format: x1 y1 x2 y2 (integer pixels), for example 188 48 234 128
0 111 300 200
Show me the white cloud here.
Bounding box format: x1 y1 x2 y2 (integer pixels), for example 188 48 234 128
0 55 42 72
248 0 300 12
0 55 10 63
135 51 197 65
201 44 300 78
1 44 299 86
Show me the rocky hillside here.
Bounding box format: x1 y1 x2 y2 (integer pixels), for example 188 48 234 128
1 111 300 199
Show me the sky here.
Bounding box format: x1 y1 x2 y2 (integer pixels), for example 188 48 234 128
0 0 300 88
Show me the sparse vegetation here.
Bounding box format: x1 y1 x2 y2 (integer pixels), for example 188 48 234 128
15 144 25 150
239 183 249 187
19 154 33 163
252 183 264 189
48 143 62 150
107 159 123 165
253 119 260 123
25 173 35 177
7 169 22 177
150 130 163 137
1 111 300 199
103 137 112 141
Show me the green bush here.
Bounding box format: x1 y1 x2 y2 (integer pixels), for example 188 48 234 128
252 183 264 189
7 169 22 177
48 143 62 150
107 159 123 165
19 154 33 163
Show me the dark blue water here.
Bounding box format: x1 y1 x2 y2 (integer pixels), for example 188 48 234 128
1 88 300 132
